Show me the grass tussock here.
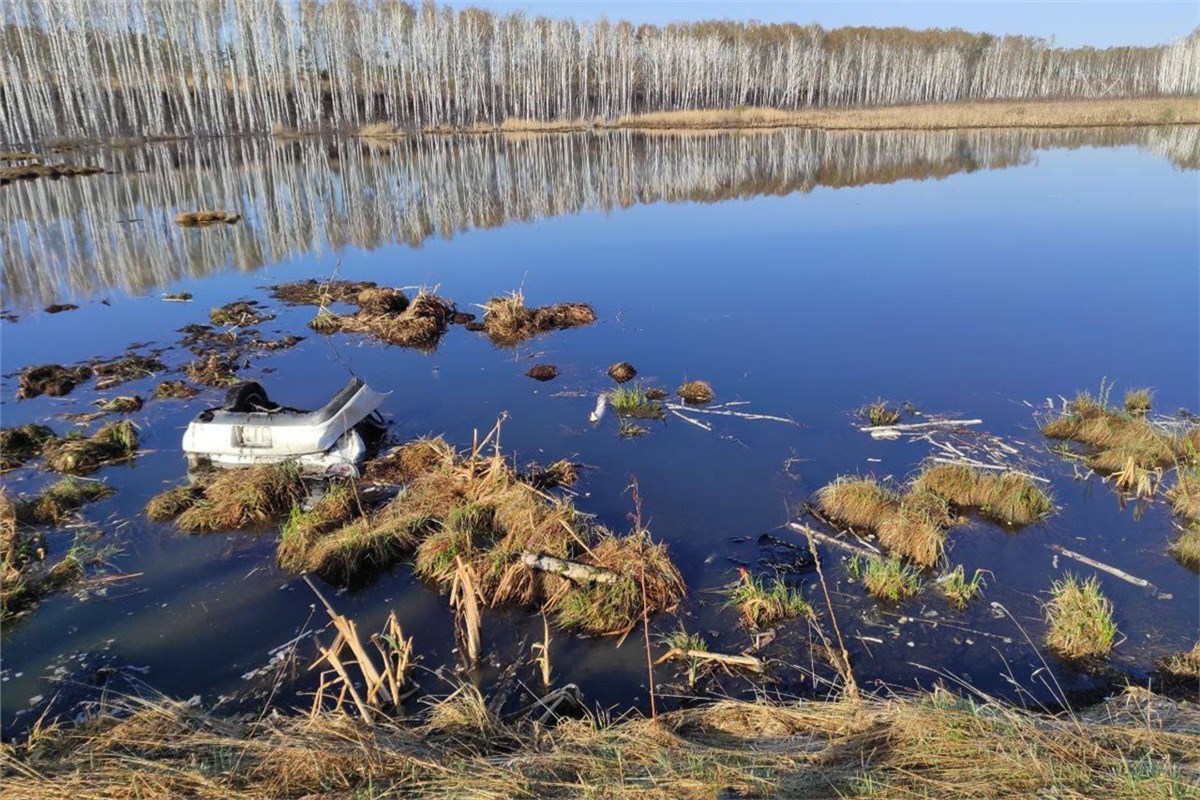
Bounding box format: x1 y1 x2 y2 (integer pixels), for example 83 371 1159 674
149 464 306 534
209 300 273 326
480 290 597 347
152 380 200 399
362 437 457 485
676 380 714 405
16 478 114 526
518 459 579 491
18 363 91 398
725 570 813 629
1166 469 1200 521
3 684 1198 800
91 354 164 388
940 565 986 608
862 399 901 426
913 463 1053 526
268 279 379 306
184 354 239 385
1168 522 1200 571
175 209 241 226
816 476 901 531
610 384 666 420
334 289 454 350
1044 575 1118 662
42 420 138 475
876 490 951 566
0 423 57 471
526 364 558 381
1041 386 1197 480
607 362 637 383
1159 643 1200 680
93 395 142 414
847 556 922 602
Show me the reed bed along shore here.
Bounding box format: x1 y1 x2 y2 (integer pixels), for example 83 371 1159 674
2 684 1196 800
444 97 1200 136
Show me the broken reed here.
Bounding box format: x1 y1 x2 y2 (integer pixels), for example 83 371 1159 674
1044 574 1118 662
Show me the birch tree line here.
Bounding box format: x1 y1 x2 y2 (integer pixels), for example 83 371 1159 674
2 0 1199 143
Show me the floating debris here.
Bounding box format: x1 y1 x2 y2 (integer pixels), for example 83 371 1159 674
480 290 596 347
42 420 138 475
0 424 56 472
861 399 901 426
676 380 714 405
18 364 91 398
175 210 241 227
1044 575 1118 663
162 292 193 302
607 362 637 383
43 303 78 314
526 365 559 381
153 380 200 400
644 387 668 401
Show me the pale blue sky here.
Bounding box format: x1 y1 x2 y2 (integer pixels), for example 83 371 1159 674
443 2 1198 48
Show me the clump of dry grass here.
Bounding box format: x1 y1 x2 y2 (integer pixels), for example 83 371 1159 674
1044 575 1118 662
93 395 142 414
152 380 199 399
356 286 409 314
1041 387 1196 481
185 354 239 385
518 459 579 491
1158 642 1199 680
847 556 922 602
549 529 685 636
816 476 900 531
336 290 455 350
1168 522 1200 571
876 490 951 566
526 364 558 381
1166 469 1200 521
676 380 714 405
175 209 241 226
913 463 1052 526
362 437 457 485
42 420 138 475
725 570 813 629
480 290 597 347
862 399 901 426
0 423 56 471
209 300 273 326
268 279 379 306
16 478 114 525
148 464 306 534
1123 388 1153 416
17 363 91 398
91 354 164 388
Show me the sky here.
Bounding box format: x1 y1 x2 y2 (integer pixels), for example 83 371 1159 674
442 1 1199 48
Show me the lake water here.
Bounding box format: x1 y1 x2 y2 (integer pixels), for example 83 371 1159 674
2 126 1197 730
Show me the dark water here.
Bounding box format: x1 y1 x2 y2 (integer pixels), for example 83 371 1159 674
2 127 1197 730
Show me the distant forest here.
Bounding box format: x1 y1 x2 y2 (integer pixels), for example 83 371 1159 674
2 0 1198 142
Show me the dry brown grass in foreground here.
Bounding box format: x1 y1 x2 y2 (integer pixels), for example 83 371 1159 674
3 685 1195 800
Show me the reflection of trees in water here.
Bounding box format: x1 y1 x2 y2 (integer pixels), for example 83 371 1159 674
3 126 1196 304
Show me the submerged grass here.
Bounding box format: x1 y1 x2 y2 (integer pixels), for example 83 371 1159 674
17 363 92 398
940 565 986 608
480 290 597 347
42 421 137 475
610 384 666 420
1044 574 1118 662
725 571 813 629
3 683 1197 800
16 478 114 526
847 556 922 602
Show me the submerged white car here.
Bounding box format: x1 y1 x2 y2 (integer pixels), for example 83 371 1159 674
182 377 388 478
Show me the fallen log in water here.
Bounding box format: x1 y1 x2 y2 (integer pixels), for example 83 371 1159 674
787 522 882 558
1050 544 1155 591
654 647 764 672
860 418 983 433
520 552 618 584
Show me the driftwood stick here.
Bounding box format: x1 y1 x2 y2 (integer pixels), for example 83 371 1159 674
666 404 799 425
787 522 881 558
859 418 983 433
654 648 763 672
520 552 618 584
1051 545 1155 590
667 407 712 431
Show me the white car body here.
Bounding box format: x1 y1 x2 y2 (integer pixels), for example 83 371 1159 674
182 378 388 478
